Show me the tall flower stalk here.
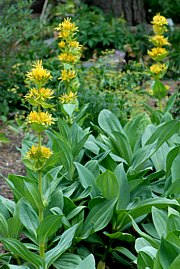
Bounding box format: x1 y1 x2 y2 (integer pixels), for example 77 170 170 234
55 18 82 123
25 60 54 256
148 13 170 111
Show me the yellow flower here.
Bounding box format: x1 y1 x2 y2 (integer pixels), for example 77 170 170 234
26 145 52 160
150 63 167 75
151 13 168 26
59 69 76 81
69 41 81 48
26 60 52 85
25 88 54 101
150 35 170 47
55 18 78 32
27 111 54 126
148 47 168 61
59 91 77 104
58 53 78 63
58 41 66 48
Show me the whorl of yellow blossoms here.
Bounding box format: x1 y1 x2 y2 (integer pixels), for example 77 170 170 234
150 63 167 75
150 35 170 47
55 18 78 38
148 47 168 61
59 69 76 81
59 91 77 104
58 53 78 64
27 111 54 126
151 13 168 35
25 87 54 102
26 60 52 85
151 13 168 26
26 145 52 160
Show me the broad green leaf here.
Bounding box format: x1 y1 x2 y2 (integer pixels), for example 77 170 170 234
145 120 179 147
66 206 85 221
167 214 180 233
7 200 23 238
169 254 180 269
159 237 180 269
137 251 154 269
0 213 9 237
171 154 180 182
43 166 63 193
85 160 100 179
128 198 178 224
82 199 116 237
165 231 180 249
53 253 82 269
104 231 135 242
46 131 74 180
166 146 180 176
114 164 130 209
74 162 99 197
112 246 136 261
166 180 180 195
0 196 14 214
98 109 123 135
124 113 150 152
1 238 44 267
76 254 96 269
19 199 39 240
96 170 119 200
8 266 30 269
45 224 77 267
131 218 159 249
152 207 168 238
110 131 132 164
132 141 158 171
164 93 177 113
37 215 63 244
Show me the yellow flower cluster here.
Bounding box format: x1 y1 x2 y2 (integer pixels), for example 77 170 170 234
150 63 167 75
25 60 54 166
26 60 52 85
59 91 77 104
151 13 168 35
148 13 170 77
55 18 78 39
27 111 54 126
25 87 54 104
148 47 168 61
148 14 170 105
56 17 82 88
150 35 170 47
59 69 76 81
26 145 52 160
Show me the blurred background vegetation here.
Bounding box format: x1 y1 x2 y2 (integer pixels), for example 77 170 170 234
0 0 179 124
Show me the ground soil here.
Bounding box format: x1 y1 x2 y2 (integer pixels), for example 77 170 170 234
0 125 25 200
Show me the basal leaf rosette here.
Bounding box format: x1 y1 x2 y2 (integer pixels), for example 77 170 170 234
148 47 168 62
27 111 55 132
26 145 53 170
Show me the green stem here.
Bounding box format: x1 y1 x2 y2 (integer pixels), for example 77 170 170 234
39 243 45 258
14 254 21 265
159 99 163 111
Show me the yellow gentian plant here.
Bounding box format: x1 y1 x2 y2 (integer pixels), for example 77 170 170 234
55 18 82 123
25 60 54 256
148 13 170 110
